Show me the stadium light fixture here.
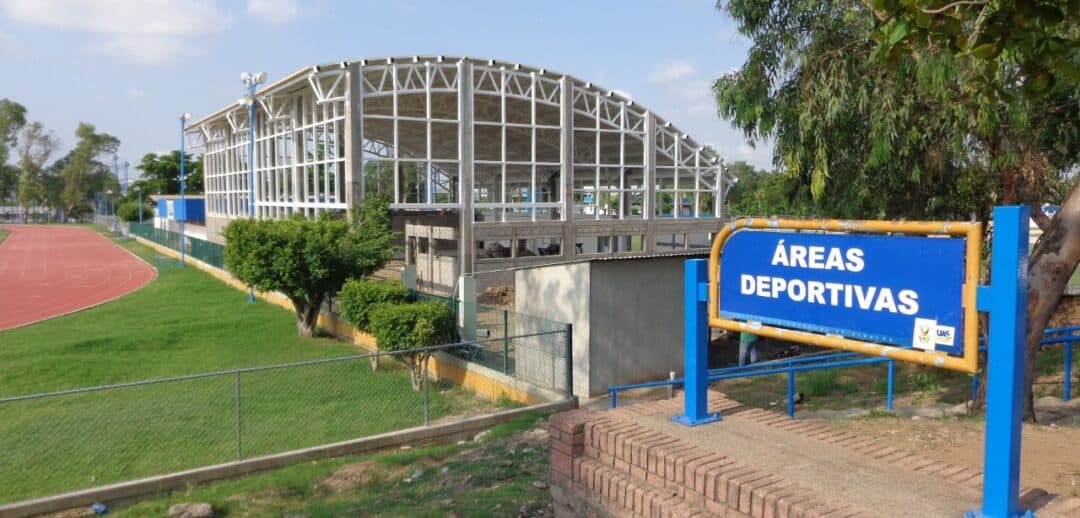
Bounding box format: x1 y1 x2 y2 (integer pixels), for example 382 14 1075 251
178 112 191 268
239 71 266 304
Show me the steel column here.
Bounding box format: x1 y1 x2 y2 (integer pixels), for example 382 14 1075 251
673 258 720 426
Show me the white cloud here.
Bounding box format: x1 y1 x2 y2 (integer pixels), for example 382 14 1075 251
0 0 233 64
647 59 695 84
127 86 147 99
246 0 300 24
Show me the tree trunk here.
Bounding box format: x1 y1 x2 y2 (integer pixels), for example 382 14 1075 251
409 355 423 391
1022 179 1080 421
291 294 325 337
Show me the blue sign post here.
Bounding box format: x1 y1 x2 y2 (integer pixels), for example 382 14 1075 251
680 208 1033 517
970 206 1031 518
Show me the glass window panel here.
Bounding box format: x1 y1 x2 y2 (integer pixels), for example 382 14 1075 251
676 191 694 217
599 167 622 190
429 92 458 120
505 97 532 125
363 94 393 116
505 164 532 203
474 207 501 222
677 171 697 190
535 128 560 163
698 193 715 216
362 118 395 152
598 131 621 164
397 161 427 204
431 162 458 203
573 191 594 220
536 168 561 203
624 134 645 165
396 92 426 118
655 192 675 217
655 167 676 190
536 102 560 126
474 164 502 203
505 126 532 162
364 160 394 201
473 94 501 123
573 130 597 164
395 120 426 159
430 122 458 160
474 124 502 161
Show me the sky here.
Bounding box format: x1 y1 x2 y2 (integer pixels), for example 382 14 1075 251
0 0 774 181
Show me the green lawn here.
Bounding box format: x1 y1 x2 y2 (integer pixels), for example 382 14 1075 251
0 228 8 246
0 234 489 504
0 235 359 396
118 414 552 518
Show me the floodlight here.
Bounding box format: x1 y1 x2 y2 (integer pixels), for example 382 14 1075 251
240 71 252 83
255 72 266 84
238 95 254 107
181 113 191 120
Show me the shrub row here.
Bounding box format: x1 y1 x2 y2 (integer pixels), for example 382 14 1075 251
338 278 455 353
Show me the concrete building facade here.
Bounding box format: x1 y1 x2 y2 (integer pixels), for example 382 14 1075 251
514 254 704 397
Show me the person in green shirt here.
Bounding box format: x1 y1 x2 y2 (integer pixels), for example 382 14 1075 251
739 332 759 366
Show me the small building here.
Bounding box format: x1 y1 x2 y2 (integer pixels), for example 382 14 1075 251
148 195 206 232
514 252 706 398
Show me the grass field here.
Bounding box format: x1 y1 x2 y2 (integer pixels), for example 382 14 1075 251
0 232 489 504
0 234 360 396
0 228 8 246
119 414 552 517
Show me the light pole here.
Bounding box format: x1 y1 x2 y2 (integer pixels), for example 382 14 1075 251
179 113 191 268
123 161 130 197
239 71 266 304
134 185 143 224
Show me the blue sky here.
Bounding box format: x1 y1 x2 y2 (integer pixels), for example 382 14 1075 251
0 0 773 179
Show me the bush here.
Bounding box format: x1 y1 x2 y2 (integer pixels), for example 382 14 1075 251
369 301 454 390
338 279 411 331
116 200 151 223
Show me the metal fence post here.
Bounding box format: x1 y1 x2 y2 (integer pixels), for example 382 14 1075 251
787 363 796 418
673 259 720 426
886 360 895 411
422 353 430 427
1065 342 1073 402
565 323 573 401
234 371 243 460
503 309 510 374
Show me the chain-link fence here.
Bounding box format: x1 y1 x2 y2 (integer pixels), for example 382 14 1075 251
93 214 122 234
0 336 569 505
413 292 570 395
128 222 226 269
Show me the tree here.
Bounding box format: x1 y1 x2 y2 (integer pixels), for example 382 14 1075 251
223 196 398 336
134 151 203 195
15 122 59 221
0 99 27 202
713 0 1080 419
58 123 118 217
866 0 1080 422
368 301 454 390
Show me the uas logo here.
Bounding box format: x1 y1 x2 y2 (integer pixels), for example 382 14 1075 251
913 318 937 351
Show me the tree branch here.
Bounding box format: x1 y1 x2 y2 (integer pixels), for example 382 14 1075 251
1030 203 1052 232
919 0 987 14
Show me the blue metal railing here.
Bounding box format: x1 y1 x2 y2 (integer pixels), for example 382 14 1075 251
609 351 896 417
611 326 1078 415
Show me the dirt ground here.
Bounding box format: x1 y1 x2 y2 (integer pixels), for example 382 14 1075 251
825 417 1080 498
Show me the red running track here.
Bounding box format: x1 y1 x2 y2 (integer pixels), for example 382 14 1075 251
0 225 156 331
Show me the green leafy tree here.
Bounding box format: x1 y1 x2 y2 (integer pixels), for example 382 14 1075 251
338 278 411 332
0 99 27 202
868 0 1080 420
15 122 59 221
223 196 398 337
59 123 118 217
716 0 1080 420
368 301 454 390
133 151 203 195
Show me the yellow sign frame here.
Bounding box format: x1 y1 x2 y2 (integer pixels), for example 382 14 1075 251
708 218 982 374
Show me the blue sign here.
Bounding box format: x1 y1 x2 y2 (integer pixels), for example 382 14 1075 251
719 231 966 355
